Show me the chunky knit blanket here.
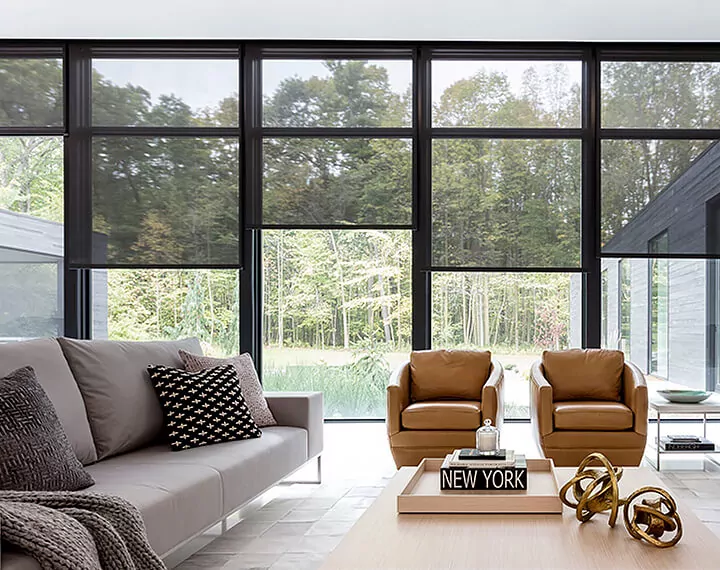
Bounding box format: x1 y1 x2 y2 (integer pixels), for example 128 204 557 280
0 491 166 570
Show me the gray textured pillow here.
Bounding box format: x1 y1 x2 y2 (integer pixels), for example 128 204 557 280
0 367 94 491
178 350 277 427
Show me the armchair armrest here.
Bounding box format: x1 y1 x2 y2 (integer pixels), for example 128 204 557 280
265 391 324 458
482 359 504 431
622 362 648 436
530 361 554 438
387 362 411 437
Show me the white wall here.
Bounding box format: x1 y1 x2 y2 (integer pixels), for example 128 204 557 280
3 0 720 41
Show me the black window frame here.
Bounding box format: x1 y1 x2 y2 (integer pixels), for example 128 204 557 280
4 41 720 413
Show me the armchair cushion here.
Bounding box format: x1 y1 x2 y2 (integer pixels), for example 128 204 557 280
401 401 482 430
553 401 633 431
409 349 491 402
541 349 624 402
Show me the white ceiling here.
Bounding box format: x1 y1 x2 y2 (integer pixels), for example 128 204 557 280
2 0 720 42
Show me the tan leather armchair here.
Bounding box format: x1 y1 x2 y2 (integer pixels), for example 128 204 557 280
530 349 648 467
387 349 504 468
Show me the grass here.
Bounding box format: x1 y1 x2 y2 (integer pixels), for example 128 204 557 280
262 346 532 419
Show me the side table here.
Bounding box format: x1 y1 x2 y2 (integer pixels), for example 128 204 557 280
648 392 720 470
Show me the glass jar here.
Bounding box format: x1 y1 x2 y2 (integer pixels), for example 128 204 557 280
476 418 500 452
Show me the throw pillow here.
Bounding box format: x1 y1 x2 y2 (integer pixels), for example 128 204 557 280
147 364 262 450
178 350 277 427
0 366 94 491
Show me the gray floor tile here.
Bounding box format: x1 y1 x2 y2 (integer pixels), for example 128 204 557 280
269 552 326 570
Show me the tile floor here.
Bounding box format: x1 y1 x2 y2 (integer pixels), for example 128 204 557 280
176 422 720 570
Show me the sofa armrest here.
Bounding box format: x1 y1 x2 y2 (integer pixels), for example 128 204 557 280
623 362 648 437
482 359 504 431
530 361 554 438
387 362 411 437
265 392 324 459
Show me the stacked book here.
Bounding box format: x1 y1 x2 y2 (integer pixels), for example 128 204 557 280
658 435 715 451
440 449 527 491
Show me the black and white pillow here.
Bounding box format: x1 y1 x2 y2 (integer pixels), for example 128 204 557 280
147 364 262 451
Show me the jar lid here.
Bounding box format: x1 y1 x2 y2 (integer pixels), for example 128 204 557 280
477 418 498 433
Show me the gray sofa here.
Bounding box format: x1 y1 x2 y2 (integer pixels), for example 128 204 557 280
0 337 323 569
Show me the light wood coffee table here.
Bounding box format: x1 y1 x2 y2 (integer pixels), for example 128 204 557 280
321 465 720 569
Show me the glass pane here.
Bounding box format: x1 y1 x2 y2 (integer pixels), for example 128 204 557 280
0 58 63 126
263 138 412 226
0 248 62 341
602 61 720 129
90 137 239 266
601 139 717 255
262 230 412 418
601 258 633 359
432 60 581 127
602 258 711 389
92 59 239 127
0 137 63 222
263 59 412 127
432 139 581 267
92 269 240 356
432 272 580 418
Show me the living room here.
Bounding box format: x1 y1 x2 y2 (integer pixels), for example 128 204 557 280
2 1 720 568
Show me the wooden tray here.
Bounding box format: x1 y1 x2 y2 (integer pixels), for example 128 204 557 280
397 458 563 514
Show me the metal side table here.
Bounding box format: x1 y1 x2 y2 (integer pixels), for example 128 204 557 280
648 392 720 470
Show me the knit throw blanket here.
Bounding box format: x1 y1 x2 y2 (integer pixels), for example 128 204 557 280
0 491 166 570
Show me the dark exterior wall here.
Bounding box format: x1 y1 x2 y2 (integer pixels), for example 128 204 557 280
603 142 720 255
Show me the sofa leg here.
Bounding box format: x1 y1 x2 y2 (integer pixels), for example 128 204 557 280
279 455 323 485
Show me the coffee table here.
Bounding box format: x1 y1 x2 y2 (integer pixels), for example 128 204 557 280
321 465 720 569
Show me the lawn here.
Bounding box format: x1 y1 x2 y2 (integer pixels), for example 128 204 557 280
262 346 532 419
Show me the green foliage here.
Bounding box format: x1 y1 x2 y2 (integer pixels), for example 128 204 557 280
5 56 720 416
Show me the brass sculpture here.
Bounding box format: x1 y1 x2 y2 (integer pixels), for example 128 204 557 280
559 452 683 548
623 486 683 548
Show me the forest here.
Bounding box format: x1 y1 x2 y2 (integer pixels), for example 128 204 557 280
2 57 718 416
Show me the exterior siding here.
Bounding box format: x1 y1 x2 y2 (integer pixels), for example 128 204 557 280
603 257 709 389
668 260 707 389
603 141 720 256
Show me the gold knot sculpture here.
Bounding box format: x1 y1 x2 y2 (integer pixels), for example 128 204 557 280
559 452 683 548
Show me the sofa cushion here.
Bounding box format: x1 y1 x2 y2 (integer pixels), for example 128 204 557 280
86 453 223 556
147 364 262 450
401 401 482 430
542 349 624 402
96 426 308 515
0 338 96 464
58 337 202 459
0 367 94 491
553 401 634 431
179 350 278 427
409 349 491 402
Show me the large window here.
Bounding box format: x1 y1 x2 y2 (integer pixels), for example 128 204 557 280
262 230 411 418
0 53 64 341
93 269 240 356
8 42 720 413
432 272 578 417
428 54 584 419
259 53 413 418
599 52 720 388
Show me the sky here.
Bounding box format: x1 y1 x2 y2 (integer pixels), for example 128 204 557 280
92 59 582 115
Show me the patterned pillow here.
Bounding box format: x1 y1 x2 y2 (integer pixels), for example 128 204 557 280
178 350 277 427
147 364 262 450
0 366 94 491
